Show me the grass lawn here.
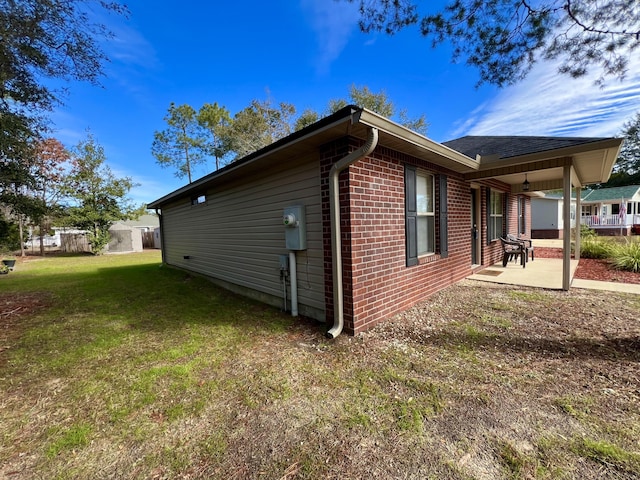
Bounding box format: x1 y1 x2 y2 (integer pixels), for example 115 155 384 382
1 252 639 479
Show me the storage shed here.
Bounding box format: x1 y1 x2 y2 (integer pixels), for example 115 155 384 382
108 222 143 253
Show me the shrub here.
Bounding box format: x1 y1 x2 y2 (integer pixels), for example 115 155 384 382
580 237 615 259
580 224 597 239
610 239 640 272
87 230 110 255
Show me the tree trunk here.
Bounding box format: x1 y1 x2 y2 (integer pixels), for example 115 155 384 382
18 216 25 257
39 220 45 256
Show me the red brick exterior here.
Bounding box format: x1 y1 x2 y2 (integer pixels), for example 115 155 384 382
320 137 522 335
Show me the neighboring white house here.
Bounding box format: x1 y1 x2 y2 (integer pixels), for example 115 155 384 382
532 185 640 237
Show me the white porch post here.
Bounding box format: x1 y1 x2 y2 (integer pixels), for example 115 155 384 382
575 186 581 260
562 165 572 291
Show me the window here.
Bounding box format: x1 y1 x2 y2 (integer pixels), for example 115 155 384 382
417 173 435 255
488 190 504 241
405 165 448 266
191 194 206 205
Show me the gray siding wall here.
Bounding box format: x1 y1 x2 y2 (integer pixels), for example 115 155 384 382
531 197 561 229
161 158 325 320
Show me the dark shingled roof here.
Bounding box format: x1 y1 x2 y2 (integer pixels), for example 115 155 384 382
442 136 609 160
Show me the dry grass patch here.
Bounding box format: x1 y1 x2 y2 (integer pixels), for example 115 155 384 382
1 253 639 479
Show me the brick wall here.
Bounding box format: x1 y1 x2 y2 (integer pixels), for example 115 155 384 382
321 138 470 334
320 137 519 335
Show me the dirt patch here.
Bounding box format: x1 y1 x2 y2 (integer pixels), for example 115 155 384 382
0 293 50 365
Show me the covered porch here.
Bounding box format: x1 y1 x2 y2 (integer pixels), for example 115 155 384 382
447 136 623 290
468 239 640 294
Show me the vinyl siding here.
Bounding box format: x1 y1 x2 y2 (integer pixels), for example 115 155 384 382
160 157 325 318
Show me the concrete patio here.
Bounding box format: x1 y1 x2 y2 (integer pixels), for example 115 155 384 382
469 257 579 290
468 239 640 294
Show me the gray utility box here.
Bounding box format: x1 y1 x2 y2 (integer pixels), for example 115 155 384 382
283 205 307 250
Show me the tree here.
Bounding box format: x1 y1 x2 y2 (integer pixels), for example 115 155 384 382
343 0 640 86
197 102 232 171
0 0 127 208
0 211 21 254
30 138 70 255
293 109 320 131
614 112 640 175
327 85 428 135
0 132 43 257
64 134 143 254
596 112 640 188
152 103 208 183
224 98 296 160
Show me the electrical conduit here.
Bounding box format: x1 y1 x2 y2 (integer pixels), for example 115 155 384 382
326 127 379 339
289 251 298 316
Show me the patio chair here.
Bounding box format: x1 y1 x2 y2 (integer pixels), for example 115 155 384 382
507 233 534 262
500 237 526 268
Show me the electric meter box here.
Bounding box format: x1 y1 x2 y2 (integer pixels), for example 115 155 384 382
283 205 307 250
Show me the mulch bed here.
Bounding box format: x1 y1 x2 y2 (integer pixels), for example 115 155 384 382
536 247 640 284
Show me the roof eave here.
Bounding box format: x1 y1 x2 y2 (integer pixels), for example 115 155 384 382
355 109 479 171
470 137 623 171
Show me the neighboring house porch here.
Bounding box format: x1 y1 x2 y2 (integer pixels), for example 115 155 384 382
532 185 640 237
579 185 640 235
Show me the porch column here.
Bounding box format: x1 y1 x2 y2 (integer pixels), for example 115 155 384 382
575 186 581 260
562 165 572 291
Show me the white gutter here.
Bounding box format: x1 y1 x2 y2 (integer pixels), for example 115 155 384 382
326 127 379 339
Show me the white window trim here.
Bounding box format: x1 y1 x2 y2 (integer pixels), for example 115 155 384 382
489 190 504 241
417 172 435 256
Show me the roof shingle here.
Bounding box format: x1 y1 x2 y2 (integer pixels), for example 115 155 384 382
443 136 609 159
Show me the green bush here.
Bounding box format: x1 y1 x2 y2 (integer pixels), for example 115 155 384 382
580 237 615 259
610 240 640 273
580 224 597 239
87 230 110 255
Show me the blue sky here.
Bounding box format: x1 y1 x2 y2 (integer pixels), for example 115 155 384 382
49 0 640 206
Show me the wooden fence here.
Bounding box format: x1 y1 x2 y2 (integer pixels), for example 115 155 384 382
60 233 91 253
142 232 155 249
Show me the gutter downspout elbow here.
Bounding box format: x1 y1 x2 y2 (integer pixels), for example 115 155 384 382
326 127 379 339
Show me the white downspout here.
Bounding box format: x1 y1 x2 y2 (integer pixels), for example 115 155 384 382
289 251 298 317
326 127 379 339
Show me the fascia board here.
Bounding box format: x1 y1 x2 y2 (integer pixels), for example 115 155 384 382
354 109 479 170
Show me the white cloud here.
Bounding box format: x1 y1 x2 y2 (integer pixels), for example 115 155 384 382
301 0 360 75
106 23 159 71
454 56 640 138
